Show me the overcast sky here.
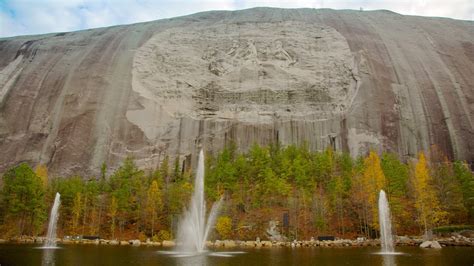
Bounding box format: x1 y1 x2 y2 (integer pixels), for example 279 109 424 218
1 0 473 37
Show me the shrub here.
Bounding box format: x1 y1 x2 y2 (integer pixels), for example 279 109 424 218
154 230 172 242
216 216 233 239
433 225 474 233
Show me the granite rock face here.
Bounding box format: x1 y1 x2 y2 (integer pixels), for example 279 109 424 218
0 8 472 175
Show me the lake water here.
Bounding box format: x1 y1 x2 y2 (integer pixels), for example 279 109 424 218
0 244 472 266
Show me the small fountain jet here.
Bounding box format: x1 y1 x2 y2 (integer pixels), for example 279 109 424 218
43 192 61 249
378 190 396 254
160 150 244 259
177 150 222 253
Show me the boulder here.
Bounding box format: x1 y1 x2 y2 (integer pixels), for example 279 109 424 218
245 241 255 247
223 240 236 248
34 237 44 244
420 240 442 249
274 241 285 247
130 239 141 246
261 241 272 247
162 240 175 247
120 241 129 246
431 241 442 249
109 240 119 245
214 240 224 247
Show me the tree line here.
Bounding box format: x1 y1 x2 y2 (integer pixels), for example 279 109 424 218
0 143 472 241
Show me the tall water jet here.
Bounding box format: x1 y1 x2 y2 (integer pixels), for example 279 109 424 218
177 150 222 253
378 190 394 253
44 192 61 248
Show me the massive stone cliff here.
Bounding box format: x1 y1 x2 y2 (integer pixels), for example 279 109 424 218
0 8 473 175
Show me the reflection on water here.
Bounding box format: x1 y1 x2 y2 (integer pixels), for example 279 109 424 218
158 251 210 266
209 251 246 257
158 250 245 265
383 255 396 266
42 249 55 266
176 253 208 266
0 245 473 266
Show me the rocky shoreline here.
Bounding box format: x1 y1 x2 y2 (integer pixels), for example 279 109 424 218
1 235 473 248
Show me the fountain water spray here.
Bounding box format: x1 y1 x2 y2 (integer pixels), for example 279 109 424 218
378 190 394 253
44 192 61 248
177 150 222 253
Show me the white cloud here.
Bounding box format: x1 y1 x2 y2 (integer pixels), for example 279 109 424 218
0 0 472 38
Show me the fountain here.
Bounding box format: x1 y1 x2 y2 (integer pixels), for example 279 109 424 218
159 150 243 259
378 190 395 254
176 149 223 253
43 192 61 248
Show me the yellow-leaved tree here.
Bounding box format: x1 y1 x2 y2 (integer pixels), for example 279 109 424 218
413 152 447 236
71 192 82 235
362 151 386 230
216 216 233 239
146 180 163 237
35 164 48 188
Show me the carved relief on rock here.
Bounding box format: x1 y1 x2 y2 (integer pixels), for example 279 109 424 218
128 21 358 142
